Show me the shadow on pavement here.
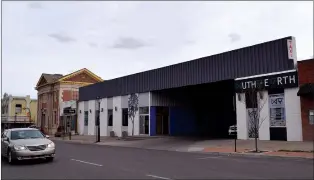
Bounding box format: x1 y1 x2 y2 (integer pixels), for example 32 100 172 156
1 158 55 166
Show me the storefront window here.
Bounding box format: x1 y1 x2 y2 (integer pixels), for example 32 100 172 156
268 93 286 127
139 107 149 115
309 110 314 125
84 111 88 126
108 109 113 126
245 92 257 109
122 108 128 126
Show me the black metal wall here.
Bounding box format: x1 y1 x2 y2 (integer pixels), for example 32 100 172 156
80 36 295 101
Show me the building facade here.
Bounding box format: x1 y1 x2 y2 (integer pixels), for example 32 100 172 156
35 68 103 135
1 94 37 129
297 59 314 141
78 37 299 139
235 70 302 141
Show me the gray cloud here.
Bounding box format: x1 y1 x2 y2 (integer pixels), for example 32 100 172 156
228 33 241 43
112 37 149 49
2 2 313 98
28 2 43 9
48 33 76 43
88 42 98 48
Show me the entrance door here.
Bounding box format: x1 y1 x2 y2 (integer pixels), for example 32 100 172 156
156 115 169 135
156 115 163 135
139 115 149 135
156 107 169 135
41 114 46 130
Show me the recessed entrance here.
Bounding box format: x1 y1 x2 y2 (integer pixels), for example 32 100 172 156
156 107 169 135
150 79 236 139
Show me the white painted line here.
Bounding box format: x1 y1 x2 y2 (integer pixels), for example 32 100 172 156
71 159 103 167
146 174 172 180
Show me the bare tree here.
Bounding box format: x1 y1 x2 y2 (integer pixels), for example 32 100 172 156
243 88 268 152
128 93 139 136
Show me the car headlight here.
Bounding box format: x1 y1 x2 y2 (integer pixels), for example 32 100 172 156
14 145 27 151
47 142 55 148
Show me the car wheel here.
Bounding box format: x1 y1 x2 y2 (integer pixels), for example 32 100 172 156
7 150 15 164
46 157 54 162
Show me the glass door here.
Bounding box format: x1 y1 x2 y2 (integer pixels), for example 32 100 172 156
140 115 149 135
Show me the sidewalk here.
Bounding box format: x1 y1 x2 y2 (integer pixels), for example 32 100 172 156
51 135 314 159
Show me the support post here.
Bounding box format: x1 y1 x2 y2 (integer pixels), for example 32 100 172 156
234 134 237 152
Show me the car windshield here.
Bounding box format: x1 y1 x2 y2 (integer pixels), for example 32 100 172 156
11 130 45 140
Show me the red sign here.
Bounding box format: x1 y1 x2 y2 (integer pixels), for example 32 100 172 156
287 39 294 59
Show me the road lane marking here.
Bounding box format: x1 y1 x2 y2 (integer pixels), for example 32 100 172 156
146 174 172 180
71 159 103 167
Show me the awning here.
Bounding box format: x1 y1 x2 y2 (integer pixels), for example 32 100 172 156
297 83 314 96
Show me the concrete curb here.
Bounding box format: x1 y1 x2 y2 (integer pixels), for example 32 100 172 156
51 139 313 160
197 151 314 160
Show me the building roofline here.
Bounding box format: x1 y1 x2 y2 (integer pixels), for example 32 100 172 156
298 58 313 63
79 36 296 101
96 36 294 82
235 69 297 81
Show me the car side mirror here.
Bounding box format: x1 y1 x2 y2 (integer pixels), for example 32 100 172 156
45 135 50 139
3 137 9 142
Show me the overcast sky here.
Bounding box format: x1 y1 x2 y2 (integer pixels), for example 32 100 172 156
2 1 313 98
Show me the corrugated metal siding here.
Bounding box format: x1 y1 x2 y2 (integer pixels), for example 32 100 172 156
150 91 179 107
80 36 295 101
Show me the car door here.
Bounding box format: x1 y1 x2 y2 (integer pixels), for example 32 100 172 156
1 130 8 156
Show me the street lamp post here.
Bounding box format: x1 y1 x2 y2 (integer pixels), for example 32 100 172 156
96 97 101 143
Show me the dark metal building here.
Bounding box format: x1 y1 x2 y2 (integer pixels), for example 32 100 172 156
79 36 295 101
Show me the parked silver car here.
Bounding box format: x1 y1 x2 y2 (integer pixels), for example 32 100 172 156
1 128 55 164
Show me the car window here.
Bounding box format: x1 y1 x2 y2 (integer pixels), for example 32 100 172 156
10 130 45 140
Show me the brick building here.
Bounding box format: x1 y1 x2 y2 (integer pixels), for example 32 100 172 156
297 59 314 141
35 68 103 135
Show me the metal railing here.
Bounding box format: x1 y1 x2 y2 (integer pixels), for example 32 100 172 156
1 115 32 123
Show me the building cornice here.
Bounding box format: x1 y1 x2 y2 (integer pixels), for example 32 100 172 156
60 81 93 86
57 68 103 82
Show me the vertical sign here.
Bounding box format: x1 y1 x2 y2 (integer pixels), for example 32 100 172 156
269 94 286 127
287 37 298 67
287 39 294 59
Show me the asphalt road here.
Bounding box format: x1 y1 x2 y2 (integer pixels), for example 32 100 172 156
2 141 314 179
